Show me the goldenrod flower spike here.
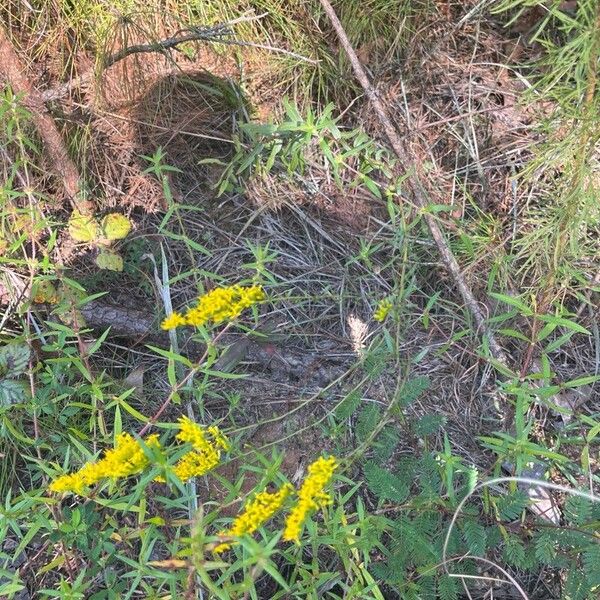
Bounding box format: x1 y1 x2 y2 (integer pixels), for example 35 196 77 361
165 417 229 483
161 312 187 330
49 433 161 495
214 484 294 553
283 456 338 543
161 284 266 330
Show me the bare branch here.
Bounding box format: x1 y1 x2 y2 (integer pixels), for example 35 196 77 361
42 17 316 103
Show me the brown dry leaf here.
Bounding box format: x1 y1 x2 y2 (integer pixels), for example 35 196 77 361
32 280 59 304
551 385 592 425
520 463 561 525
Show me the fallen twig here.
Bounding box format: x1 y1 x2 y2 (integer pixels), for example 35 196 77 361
42 16 316 103
318 0 509 366
0 26 92 213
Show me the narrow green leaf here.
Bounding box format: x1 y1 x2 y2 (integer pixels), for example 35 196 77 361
489 292 532 315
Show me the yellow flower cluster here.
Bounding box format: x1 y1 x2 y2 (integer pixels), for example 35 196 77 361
374 298 393 322
49 433 161 495
50 418 230 494
161 285 266 330
214 484 294 553
212 455 338 552
283 456 338 543
169 417 229 483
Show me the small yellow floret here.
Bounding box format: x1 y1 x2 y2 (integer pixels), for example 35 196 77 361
164 417 229 483
172 450 220 481
374 298 393 322
283 456 338 543
161 312 187 330
214 484 294 553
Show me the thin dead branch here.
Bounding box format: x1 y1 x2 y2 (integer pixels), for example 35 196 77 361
42 18 316 103
318 0 510 367
0 26 91 213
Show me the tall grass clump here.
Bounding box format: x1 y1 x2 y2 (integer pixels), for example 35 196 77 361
494 0 600 302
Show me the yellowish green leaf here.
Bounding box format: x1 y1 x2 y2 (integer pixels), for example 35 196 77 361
68 210 98 243
101 213 131 241
96 249 123 271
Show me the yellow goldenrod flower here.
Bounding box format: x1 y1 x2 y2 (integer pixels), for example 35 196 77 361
49 433 161 495
373 298 393 322
161 312 187 331
164 417 229 483
214 484 294 553
161 285 266 330
177 417 229 452
283 456 338 543
172 450 220 481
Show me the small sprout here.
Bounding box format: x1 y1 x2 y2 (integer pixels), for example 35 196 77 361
96 249 124 272
68 209 98 243
101 213 132 241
